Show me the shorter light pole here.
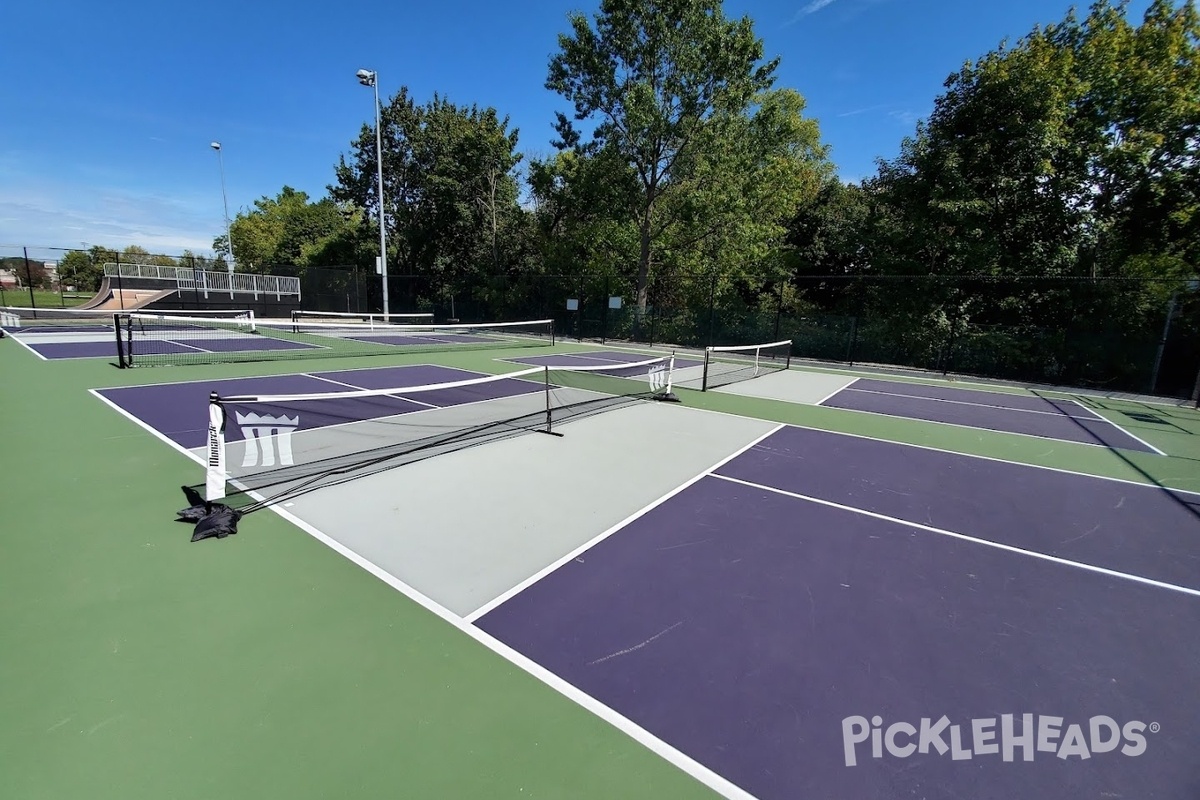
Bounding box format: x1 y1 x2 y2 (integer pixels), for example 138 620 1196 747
210 142 235 273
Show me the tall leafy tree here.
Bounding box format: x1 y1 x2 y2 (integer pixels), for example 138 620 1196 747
856 0 1199 383
223 187 357 271
331 90 524 296
546 0 781 311
58 250 103 291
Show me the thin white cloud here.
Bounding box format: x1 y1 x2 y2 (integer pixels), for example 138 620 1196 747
785 0 838 25
888 109 923 127
837 104 892 118
0 183 222 257
802 0 838 13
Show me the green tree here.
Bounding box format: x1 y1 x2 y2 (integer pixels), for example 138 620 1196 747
331 90 525 298
120 245 177 266
655 87 831 308
58 250 103 291
223 187 358 271
527 145 641 278
856 0 1199 384
546 0 781 311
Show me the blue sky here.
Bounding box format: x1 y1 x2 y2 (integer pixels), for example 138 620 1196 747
0 0 1155 258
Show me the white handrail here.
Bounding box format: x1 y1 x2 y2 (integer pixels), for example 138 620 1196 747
102 263 301 298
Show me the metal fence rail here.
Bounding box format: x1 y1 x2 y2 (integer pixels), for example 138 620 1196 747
102 263 301 299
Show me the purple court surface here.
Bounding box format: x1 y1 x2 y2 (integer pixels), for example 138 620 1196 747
478 424 1200 800
2 324 112 334
3 330 317 360
510 349 704 370
92 368 1200 799
5 326 508 361
821 377 1160 453
348 333 495 346
94 364 542 449
16 340 119 360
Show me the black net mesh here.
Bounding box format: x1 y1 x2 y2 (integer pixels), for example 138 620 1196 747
115 313 555 367
690 340 793 391
198 357 675 513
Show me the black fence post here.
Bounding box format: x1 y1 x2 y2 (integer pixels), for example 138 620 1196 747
601 275 609 344
773 281 784 341
943 314 958 377
707 272 717 348
1148 293 1178 394
23 247 36 311
113 260 125 309
846 316 859 366
190 256 201 309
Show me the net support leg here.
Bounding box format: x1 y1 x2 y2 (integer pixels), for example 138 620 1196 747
653 351 682 402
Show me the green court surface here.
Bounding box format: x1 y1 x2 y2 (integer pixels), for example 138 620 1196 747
2 336 1197 799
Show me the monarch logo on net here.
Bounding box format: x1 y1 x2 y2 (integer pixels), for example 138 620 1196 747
841 714 1156 767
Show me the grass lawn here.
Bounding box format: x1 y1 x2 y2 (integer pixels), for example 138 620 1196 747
1 289 91 308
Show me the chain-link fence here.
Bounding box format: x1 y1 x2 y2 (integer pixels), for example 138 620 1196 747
4 243 1196 400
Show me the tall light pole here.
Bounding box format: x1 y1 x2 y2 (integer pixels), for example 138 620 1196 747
210 141 235 273
356 68 389 319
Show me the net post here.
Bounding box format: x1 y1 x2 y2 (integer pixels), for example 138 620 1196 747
702 347 711 391
205 392 228 502
113 313 127 368
247 309 256 333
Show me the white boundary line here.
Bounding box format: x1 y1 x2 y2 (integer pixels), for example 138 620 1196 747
1065 398 1167 456
1053 397 1104 422
502 352 632 367
94 364 1200 500
304 373 442 410
710 473 1200 598
4 330 50 361
794 363 1200 411
812 399 1161 454
93 372 548 448
812 376 858 406
159 338 211 353
89 362 485 393
674 398 1200 498
86 386 759 800
587 340 1200 412
843 386 1112 421
464 423 786 623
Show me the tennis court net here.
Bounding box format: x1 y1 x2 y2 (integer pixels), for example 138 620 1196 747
115 313 555 367
291 310 434 325
199 355 676 511
699 339 792 390
1 306 251 332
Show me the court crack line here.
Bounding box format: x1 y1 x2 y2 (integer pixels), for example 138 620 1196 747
588 621 685 666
